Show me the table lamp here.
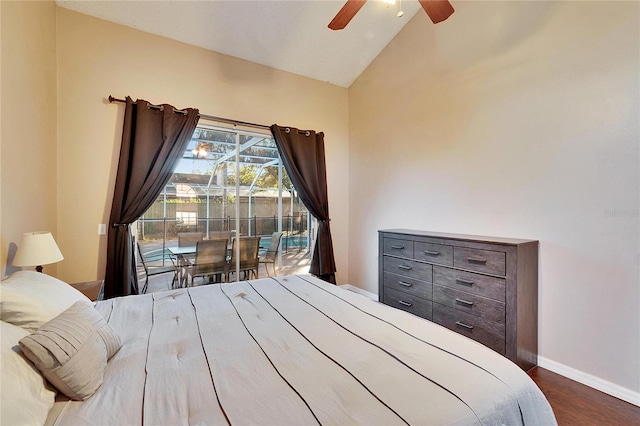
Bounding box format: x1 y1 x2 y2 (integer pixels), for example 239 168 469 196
13 231 64 273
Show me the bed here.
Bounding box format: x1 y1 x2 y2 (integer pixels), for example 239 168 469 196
1 271 556 425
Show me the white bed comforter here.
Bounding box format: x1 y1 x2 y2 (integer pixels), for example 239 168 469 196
47 275 556 425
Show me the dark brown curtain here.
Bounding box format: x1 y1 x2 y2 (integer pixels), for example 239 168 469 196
104 97 199 298
270 125 337 283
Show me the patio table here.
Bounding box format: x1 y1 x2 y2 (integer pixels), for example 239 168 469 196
167 246 196 287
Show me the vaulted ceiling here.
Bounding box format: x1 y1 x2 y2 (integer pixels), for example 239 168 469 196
56 0 427 88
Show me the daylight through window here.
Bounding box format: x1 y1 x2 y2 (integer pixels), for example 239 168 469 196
136 123 313 289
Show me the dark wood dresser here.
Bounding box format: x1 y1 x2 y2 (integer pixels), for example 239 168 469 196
378 229 539 371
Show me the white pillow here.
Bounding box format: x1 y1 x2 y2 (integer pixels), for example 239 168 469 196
0 320 56 425
0 270 91 332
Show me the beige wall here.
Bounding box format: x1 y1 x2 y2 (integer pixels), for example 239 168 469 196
55 8 349 284
1 1 58 278
349 1 639 397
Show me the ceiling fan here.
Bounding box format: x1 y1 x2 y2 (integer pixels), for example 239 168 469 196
328 0 454 30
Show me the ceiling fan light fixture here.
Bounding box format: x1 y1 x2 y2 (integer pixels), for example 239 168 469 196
396 0 404 18
329 0 453 30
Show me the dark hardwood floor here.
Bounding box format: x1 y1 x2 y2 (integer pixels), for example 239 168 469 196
528 367 640 425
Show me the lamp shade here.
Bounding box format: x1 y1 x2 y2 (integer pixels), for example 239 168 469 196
13 232 64 270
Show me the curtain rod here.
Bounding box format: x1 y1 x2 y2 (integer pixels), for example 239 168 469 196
108 96 272 131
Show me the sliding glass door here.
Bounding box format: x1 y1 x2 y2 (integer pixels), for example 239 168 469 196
136 123 311 290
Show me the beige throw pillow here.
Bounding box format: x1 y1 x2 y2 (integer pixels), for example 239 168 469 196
18 301 121 400
77 300 122 359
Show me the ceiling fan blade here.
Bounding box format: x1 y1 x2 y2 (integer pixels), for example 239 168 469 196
419 0 455 24
328 0 367 31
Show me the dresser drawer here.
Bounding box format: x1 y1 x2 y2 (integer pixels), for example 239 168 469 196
433 266 505 302
383 256 432 281
453 247 506 276
383 237 413 258
414 242 453 266
384 287 432 319
433 304 505 355
433 284 505 324
383 272 432 300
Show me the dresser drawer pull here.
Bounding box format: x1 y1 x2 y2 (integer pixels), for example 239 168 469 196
398 300 413 307
455 321 474 330
455 298 475 307
397 264 412 271
390 245 405 250
455 278 475 286
424 250 440 256
398 281 413 287
467 256 487 264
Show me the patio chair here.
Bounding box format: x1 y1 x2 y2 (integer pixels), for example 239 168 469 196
208 231 232 247
189 239 228 286
225 237 261 282
137 242 178 293
259 232 283 277
178 232 204 247
177 232 203 267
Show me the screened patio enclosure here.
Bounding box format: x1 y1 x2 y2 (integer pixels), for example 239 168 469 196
136 124 313 283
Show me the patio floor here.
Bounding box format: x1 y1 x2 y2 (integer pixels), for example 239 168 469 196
138 249 312 294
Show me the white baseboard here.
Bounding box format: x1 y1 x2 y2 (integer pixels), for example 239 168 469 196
538 356 640 407
338 284 377 301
